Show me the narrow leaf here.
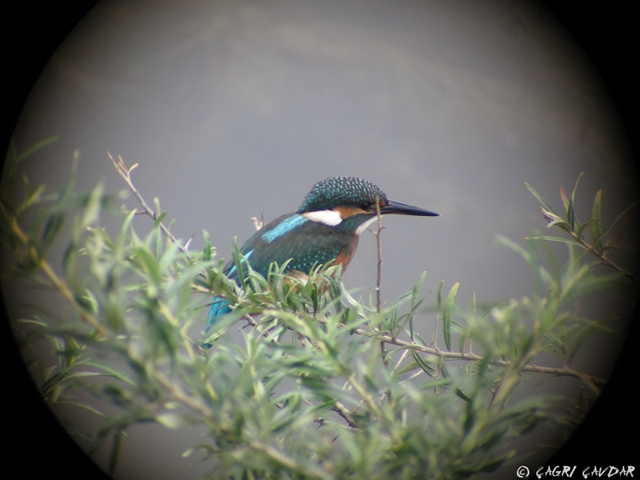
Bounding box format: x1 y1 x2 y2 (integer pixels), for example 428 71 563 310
596 200 639 243
559 185 570 212
525 182 556 214
443 282 459 351
202 230 213 261
591 189 603 249
16 136 60 162
412 350 435 376
524 235 583 248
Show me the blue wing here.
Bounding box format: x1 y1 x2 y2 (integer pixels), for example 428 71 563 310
205 250 253 333
205 213 350 334
206 297 232 330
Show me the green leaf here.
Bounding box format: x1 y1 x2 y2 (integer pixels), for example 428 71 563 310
133 243 162 289
524 235 583 248
16 183 46 214
570 173 584 211
55 398 106 418
231 239 248 288
495 235 530 262
575 218 594 240
525 182 556 214
85 361 137 386
154 211 167 228
202 230 213 261
559 184 570 213
41 213 66 251
442 282 459 351
412 271 427 302
117 209 137 255
455 387 472 403
411 350 435 376
595 199 639 244
156 413 188 429
82 181 105 227
16 135 60 162
591 189 602 249
540 207 571 232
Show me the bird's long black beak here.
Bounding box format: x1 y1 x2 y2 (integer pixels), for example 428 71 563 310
380 199 439 217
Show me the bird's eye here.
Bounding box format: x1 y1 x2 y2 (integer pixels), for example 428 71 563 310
360 202 372 210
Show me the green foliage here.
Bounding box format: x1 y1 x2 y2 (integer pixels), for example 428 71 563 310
524 173 638 282
2 150 636 480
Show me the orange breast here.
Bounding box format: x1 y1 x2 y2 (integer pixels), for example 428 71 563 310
332 235 360 271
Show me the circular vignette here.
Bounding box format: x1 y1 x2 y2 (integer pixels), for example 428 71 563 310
2 2 638 479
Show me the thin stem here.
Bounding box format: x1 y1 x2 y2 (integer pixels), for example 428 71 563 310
363 327 606 386
108 153 209 283
302 308 605 386
332 401 358 429
374 197 383 313
154 368 331 479
347 373 384 420
572 229 639 282
0 201 108 336
373 198 393 403
108 153 190 255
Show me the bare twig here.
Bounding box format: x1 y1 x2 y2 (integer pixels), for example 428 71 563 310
332 401 358 429
372 198 393 401
108 153 190 255
362 326 606 386
108 153 211 287
373 197 383 313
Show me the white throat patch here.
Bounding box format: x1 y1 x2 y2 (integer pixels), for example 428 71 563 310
302 210 343 227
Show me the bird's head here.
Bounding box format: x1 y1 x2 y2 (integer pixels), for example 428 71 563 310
297 177 438 232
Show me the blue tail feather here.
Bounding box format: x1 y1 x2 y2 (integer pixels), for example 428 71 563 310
202 297 231 348
206 297 231 332
204 248 253 345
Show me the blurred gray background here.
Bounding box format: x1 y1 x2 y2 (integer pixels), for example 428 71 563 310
3 1 638 479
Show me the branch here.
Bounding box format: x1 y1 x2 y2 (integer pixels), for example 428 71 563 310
154 368 331 479
363 327 606 386
373 197 383 313
332 400 359 429
108 153 210 287
569 225 639 283
108 153 190 255
279 307 606 386
0 200 109 336
371 198 391 383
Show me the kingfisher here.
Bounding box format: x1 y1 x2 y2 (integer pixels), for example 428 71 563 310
206 176 438 332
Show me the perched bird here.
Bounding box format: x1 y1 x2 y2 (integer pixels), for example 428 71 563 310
206 176 438 331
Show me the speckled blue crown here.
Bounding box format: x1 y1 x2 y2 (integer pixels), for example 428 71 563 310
297 177 387 213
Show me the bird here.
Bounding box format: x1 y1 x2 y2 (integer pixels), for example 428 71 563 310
206 176 438 332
